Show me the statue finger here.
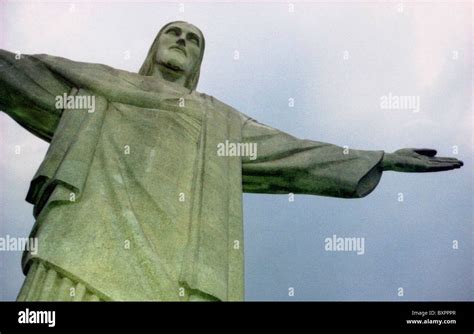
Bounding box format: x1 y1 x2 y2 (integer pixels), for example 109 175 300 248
432 157 464 166
427 162 461 172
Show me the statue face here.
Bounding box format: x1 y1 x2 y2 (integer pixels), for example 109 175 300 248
155 22 202 78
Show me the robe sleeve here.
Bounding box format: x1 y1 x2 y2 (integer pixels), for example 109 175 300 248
241 118 385 198
0 50 72 142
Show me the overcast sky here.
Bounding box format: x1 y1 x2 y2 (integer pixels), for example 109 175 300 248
0 1 472 301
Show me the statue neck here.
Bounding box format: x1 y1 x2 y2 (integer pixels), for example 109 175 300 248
152 63 188 89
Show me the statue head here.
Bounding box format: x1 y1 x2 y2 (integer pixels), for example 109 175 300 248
139 21 205 91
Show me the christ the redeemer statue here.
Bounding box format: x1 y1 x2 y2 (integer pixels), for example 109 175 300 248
0 21 463 301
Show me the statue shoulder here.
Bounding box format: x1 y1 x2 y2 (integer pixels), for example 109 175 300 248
32 54 114 72
31 54 148 92
194 92 251 125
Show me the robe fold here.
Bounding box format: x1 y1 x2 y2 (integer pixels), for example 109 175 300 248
0 50 384 301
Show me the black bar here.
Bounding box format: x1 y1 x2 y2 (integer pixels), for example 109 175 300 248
0 301 473 330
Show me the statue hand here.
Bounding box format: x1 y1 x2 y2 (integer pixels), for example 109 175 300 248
382 148 464 172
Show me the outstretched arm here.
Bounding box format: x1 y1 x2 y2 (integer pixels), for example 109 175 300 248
241 118 385 198
241 118 463 199
0 50 72 142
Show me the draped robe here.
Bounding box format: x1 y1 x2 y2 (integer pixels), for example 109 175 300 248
0 50 384 301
